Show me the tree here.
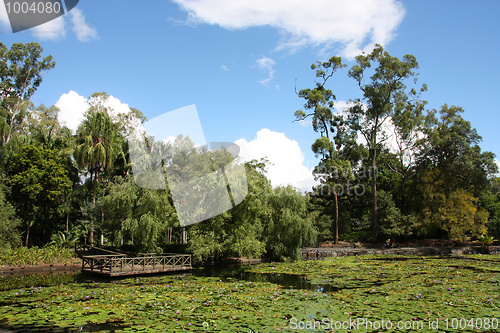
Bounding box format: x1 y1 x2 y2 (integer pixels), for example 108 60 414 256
7 145 72 246
387 89 427 213
0 42 55 145
102 175 138 246
74 92 123 245
265 186 317 261
480 177 500 239
0 177 20 250
416 168 488 241
220 159 270 259
419 105 497 197
294 56 352 243
27 104 74 155
413 105 498 240
345 45 425 243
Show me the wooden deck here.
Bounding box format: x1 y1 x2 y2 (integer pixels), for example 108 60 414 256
81 253 192 277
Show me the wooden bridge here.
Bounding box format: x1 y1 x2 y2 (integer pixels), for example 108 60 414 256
81 253 192 277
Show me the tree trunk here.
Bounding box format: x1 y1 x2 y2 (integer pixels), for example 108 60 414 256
333 188 339 244
100 188 105 246
400 177 406 214
92 170 97 205
89 170 96 246
166 228 172 244
65 212 69 233
25 221 31 247
120 220 124 246
182 227 187 244
371 151 378 245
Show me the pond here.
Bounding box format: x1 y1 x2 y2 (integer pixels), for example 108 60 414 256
0 255 499 332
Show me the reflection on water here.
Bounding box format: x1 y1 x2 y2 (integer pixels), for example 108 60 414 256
1 264 336 293
194 265 338 293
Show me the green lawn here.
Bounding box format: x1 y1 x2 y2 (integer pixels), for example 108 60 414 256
0 255 498 332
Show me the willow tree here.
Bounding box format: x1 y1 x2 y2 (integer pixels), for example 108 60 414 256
346 45 425 243
74 93 123 245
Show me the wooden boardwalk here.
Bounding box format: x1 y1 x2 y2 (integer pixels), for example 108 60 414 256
81 253 192 277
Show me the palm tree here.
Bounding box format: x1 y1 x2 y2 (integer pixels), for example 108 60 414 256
74 95 122 245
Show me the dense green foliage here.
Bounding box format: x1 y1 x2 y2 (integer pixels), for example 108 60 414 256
0 42 498 262
0 245 75 266
297 45 499 245
0 43 318 260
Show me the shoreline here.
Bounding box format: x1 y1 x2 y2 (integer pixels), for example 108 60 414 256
2 245 498 276
0 260 81 276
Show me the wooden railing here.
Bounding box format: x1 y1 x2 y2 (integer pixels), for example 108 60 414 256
75 244 125 258
81 254 192 275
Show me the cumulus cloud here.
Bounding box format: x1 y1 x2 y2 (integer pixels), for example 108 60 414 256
55 90 88 132
235 128 318 192
70 8 98 42
255 56 276 86
173 0 406 58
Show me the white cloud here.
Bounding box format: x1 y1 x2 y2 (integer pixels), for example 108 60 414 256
104 95 132 118
495 159 500 176
70 8 98 42
255 56 275 86
220 64 230 71
235 128 318 192
173 0 406 58
56 90 88 132
32 15 66 40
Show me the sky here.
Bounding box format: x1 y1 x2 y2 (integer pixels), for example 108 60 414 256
1 0 499 192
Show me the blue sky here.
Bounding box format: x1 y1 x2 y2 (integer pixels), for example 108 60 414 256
1 0 499 191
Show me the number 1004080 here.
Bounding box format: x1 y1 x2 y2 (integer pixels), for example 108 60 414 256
443 318 498 330
4 1 62 15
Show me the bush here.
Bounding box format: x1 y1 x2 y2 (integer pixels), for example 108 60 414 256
340 230 371 243
0 245 76 266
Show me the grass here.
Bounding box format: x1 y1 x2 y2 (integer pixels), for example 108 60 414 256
0 255 498 332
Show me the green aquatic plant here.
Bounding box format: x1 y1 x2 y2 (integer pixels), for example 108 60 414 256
0 255 498 332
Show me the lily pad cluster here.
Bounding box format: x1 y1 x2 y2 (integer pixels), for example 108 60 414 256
0 255 498 332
